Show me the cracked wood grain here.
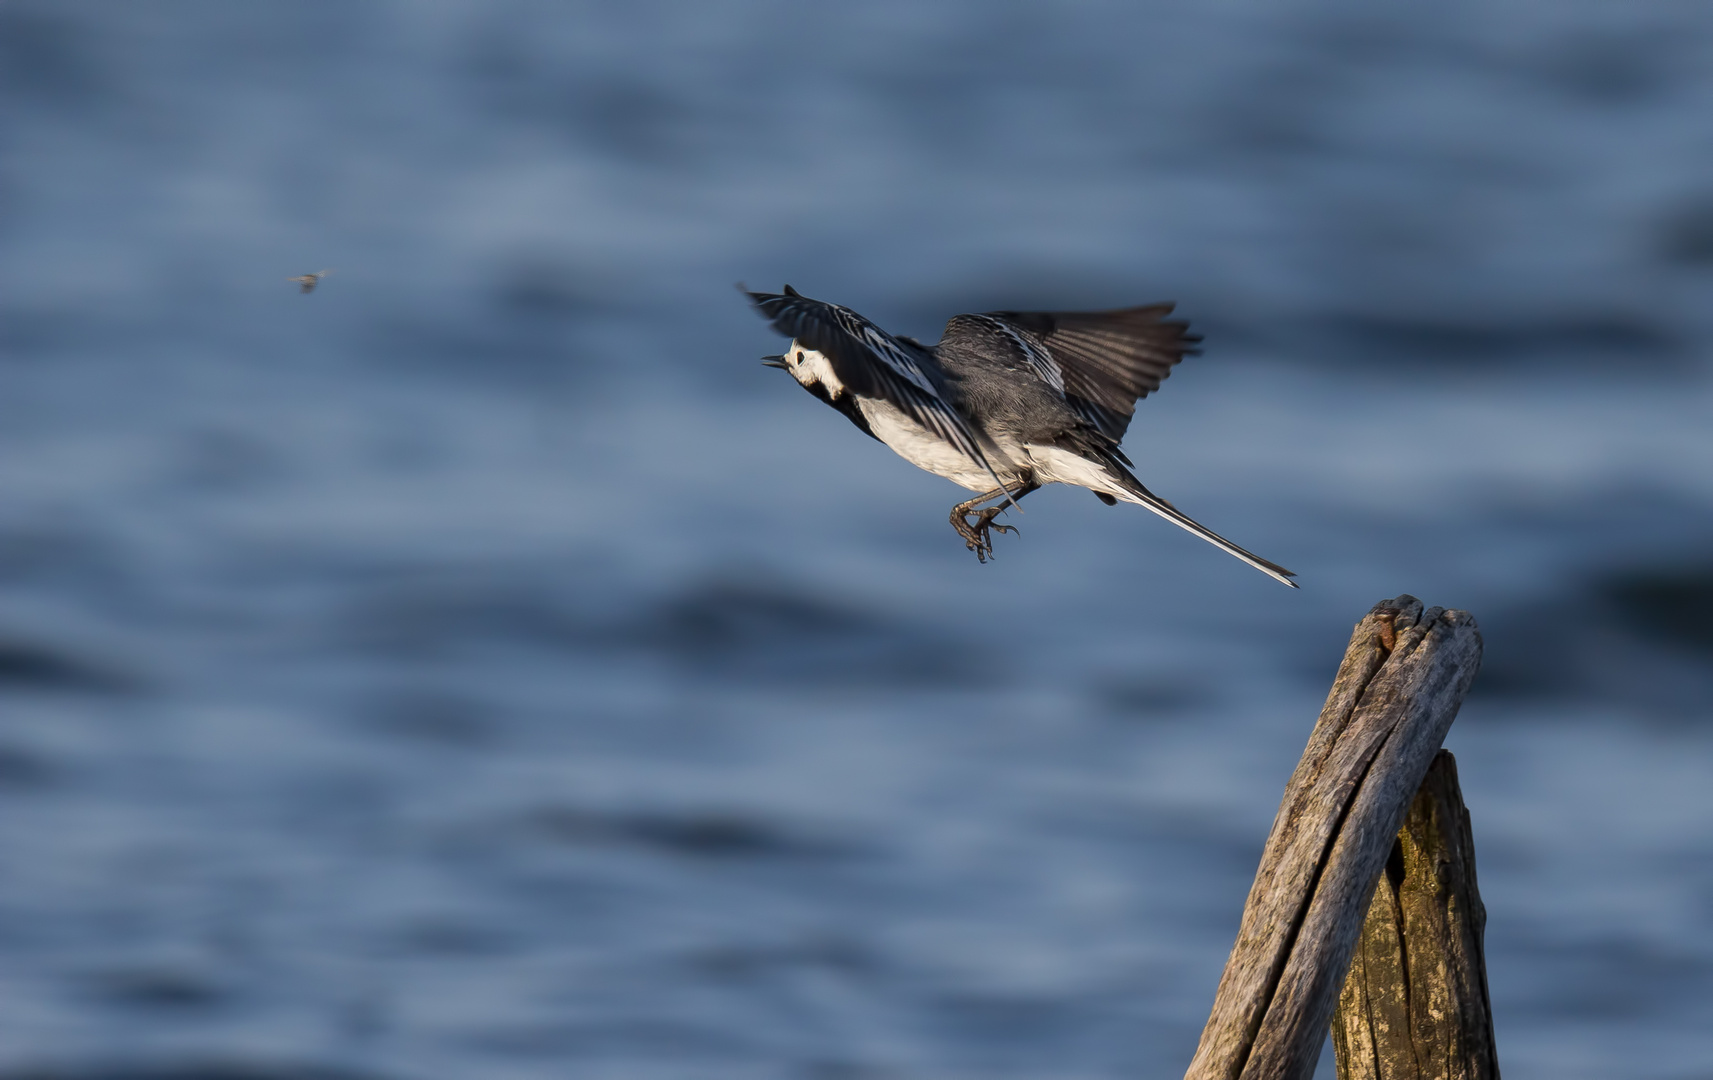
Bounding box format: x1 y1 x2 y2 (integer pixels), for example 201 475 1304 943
1184 596 1483 1080
1332 750 1500 1080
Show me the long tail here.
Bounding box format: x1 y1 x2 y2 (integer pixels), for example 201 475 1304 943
1094 454 1297 588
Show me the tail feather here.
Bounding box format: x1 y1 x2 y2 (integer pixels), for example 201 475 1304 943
1085 450 1296 587
1116 486 1298 587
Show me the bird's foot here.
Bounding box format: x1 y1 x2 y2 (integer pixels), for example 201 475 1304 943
951 505 1018 563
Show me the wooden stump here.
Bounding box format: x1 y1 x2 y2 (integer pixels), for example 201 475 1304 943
1332 750 1500 1080
1185 596 1484 1080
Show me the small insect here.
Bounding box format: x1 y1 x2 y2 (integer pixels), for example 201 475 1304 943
288 269 332 294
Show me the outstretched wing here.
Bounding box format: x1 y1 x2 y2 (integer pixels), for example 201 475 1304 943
942 305 1200 442
747 285 1005 481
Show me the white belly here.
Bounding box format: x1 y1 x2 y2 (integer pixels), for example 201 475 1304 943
1024 444 1128 496
858 399 1014 492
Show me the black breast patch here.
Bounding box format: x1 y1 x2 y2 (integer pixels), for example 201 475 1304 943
807 381 879 442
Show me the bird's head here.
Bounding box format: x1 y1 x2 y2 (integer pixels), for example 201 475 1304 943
761 340 845 397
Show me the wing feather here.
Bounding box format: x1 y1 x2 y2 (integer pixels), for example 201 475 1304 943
747 286 1009 487
946 304 1200 441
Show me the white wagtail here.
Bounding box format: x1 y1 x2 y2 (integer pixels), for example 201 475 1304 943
748 285 1296 587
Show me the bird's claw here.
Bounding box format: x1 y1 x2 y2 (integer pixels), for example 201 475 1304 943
952 506 1018 563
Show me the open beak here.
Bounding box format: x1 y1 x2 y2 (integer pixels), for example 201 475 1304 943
760 355 788 369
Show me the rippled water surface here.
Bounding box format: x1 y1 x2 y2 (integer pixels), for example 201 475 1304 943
2 3 1712 1078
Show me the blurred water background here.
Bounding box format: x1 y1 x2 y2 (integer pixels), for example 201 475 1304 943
2 3 1711 1078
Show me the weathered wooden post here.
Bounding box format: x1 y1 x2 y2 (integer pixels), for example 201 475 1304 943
1184 596 1489 1080
1332 750 1499 1080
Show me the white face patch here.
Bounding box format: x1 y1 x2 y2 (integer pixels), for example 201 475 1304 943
786 342 845 397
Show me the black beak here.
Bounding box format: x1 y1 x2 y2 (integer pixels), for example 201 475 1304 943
760 355 788 369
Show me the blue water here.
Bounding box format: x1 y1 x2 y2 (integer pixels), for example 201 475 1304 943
2 3 1711 1078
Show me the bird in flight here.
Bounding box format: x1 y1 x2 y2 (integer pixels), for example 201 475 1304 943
747 285 1296 587
289 269 332 294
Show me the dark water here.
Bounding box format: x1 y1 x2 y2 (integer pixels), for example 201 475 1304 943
2 3 1711 1078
